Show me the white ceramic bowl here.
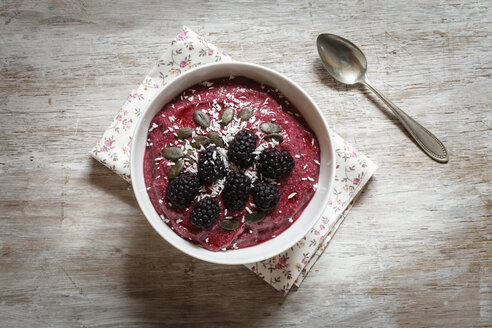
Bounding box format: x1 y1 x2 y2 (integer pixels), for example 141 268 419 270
131 62 335 265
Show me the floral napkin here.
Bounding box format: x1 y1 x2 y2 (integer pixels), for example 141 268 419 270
91 26 377 294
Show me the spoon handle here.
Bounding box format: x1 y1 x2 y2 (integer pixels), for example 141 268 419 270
363 78 449 163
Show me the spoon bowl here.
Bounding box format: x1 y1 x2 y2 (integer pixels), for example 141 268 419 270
317 34 367 85
316 33 449 163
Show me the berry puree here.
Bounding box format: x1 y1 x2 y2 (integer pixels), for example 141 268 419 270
143 76 320 251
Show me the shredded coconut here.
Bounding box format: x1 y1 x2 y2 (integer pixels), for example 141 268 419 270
160 214 170 224
148 122 159 132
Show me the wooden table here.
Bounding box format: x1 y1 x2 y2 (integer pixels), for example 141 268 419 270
1 1 490 327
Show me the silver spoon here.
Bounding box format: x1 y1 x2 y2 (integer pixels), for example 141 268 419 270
316 33 448 163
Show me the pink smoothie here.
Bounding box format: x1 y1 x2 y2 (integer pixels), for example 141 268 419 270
143 77 320 251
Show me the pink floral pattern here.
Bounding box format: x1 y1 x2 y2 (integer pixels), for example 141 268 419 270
90 27 377 294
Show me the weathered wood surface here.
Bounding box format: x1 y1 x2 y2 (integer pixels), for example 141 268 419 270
0 1 490 327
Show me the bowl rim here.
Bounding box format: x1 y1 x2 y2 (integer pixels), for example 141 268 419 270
130 61 335 265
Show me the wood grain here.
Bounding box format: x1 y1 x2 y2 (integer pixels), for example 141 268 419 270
0 0 490 327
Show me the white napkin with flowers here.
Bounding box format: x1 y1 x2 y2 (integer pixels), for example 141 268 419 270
91 26 377 294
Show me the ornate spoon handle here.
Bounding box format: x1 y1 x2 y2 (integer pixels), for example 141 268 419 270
363 78 449 163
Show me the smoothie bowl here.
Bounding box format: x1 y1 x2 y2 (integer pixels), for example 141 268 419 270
131 62 335 264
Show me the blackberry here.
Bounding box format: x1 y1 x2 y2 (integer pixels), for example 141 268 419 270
165 172 200 209
252 181 280 211
257 148 295 179
227 130 257 169
198 146 226 185
222 172 251 211
190 197 220 229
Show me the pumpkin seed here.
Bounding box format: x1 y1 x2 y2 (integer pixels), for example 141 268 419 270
191 135 211 149
220 107 234 126
208 131 225 147
260 122 282 134
263 133 284 143
176 127 194 139
162 147 184 160
168 159 184 179
245 212 266 224
218 218 241 230
193 110 210 128
238 107 254 121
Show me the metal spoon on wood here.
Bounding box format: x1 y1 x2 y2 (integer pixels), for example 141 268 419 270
316 33 448 163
